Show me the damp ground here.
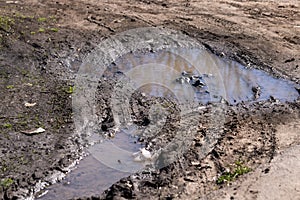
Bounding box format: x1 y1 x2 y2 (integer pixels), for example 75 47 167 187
0 1 299 200
39 48 298 200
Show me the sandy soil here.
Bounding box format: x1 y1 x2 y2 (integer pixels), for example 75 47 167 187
0 0 299 199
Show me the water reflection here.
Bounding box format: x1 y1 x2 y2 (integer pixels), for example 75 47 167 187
109 48 299 104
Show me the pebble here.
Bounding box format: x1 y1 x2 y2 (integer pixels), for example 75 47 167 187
191 161 200 166
132 148 152 162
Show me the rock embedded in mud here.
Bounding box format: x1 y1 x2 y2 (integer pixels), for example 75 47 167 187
175 71 206 88
32 171 43 180
295 86 300 95
101 124 108 131
252 86 261 100
190 78 206 87
133 148 153 162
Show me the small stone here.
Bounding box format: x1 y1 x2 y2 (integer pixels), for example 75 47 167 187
141 148 152 159
25 102 37 107
191 79 206 87
191 161 200 166
32 171 43 180
6 1 19 3
101 124 108 131
252 86 261 100
24 83 33 87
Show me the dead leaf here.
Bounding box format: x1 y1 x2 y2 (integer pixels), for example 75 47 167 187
21 127 45 135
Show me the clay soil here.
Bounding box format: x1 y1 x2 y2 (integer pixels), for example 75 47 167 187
0 0 299 200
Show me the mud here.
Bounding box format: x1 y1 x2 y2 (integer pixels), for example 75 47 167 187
0 0 299 200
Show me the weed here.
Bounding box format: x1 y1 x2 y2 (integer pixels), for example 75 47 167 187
49 16 57 22
1 166 7 173
15 13 25 19
18 68 29 76
3 123 12 129
6 85 14 89
30 31 36 35
49 27 59 32
34 115 42 126
17 120 28 127
0 16 14 32
0 178 13 189
15 13 34 20
65 86 75 94
37 17 47 22
17 114 23 119
216 161 251 185
38 27 45 33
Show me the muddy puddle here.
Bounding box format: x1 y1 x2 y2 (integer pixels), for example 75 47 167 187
38 48 299 200
107 48 299 104
38 130 143 200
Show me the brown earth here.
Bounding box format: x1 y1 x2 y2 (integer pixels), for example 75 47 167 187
0 0 299 200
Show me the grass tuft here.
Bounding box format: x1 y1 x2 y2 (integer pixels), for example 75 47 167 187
0 16 14 32
49 27 59 32
6 85 14 89
216 161 251 184
65 86 75 94
37 17 47 22
0 178 14 189
38 27 45 33
3 123 12 129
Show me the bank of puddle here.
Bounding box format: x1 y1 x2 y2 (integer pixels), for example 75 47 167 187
38 48 299 199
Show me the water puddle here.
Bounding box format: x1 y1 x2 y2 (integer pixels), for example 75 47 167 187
38 130 143 200
38 48 299 199
107 48 299 104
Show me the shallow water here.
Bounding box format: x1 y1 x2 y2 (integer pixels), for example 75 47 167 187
38 48 299 199
108 48 299 104
38 156 130 200
38 130 142 200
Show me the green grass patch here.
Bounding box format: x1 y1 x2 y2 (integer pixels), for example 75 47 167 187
216 161 251 185
0 16 14 32
49 27 59 32
49 16 57 22
0 178 13 189
2 123 12 129
37 17 47 22
6 85 14 89
15 13 34 20
65 86 75 94
38 27 45 33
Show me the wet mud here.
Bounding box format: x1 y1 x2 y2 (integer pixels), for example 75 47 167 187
0 0 299 200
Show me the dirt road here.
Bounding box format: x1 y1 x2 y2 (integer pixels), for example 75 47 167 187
0 0 299 199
